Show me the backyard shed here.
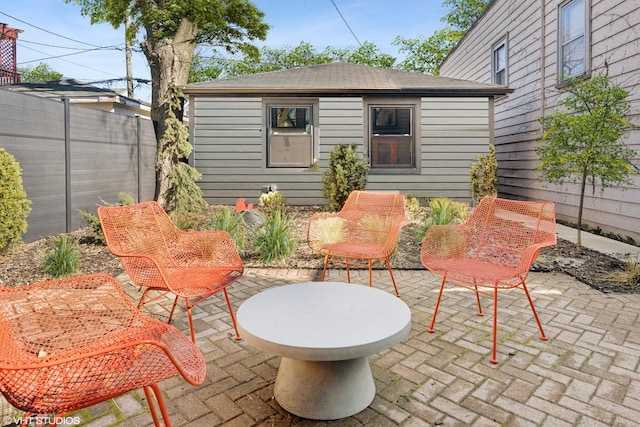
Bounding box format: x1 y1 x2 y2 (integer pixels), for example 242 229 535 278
183 62 511 206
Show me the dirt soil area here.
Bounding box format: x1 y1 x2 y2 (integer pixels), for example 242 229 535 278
1 206 636 294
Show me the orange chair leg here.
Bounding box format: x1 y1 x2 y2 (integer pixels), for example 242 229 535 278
223 288 242 341
385 257 400 297
321 254 330 281
490 289 499 364
166 295 180 324
185 301 196 343
474 282 484 316
345 258 351 283
368 259 373 287
138 287 154 309
144 384 172 427
522 282 548 341
428 275 447 333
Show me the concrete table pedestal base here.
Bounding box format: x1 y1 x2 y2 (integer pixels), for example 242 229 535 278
237 282 411 420
274 357 375 420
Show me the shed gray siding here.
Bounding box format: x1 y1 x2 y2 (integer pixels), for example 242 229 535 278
190 95 493 206
318 97 364 158
1 89 156 242
440 0 640 243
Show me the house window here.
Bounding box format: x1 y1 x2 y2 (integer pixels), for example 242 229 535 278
559 0 588 79
492 38 507 85
369 106 415 169
267 105 313 167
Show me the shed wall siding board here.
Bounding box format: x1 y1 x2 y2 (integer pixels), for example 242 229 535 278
318 97 364 167
190 95 492 205
0 89 156 242
440 0 640 242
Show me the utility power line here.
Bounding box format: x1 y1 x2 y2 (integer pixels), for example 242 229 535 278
19 38 124 51
18 44 124 65
329 0 362 46
0 10 105 48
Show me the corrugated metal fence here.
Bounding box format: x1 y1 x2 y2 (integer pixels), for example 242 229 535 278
0 89 156 242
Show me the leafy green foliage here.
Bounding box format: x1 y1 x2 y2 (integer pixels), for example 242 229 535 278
67 0 269 48
210 206 247 254
536 74 636 249
418 197 469 240
536 74 635 189
79 210 105 245
170 210 208 231
118 191 136 206
78 192 136 245
325 42 397 68
254 210 297 262
190 41 396 81
322 144 370 211
470 144 498 203
393 30 461 75
17 63 63 82
0 149 32 253
394 0 489 75
441 0 491 30
66 0 269 213
159 84 207 213
258 191 288 217
404 195 426 221
41 235 81 278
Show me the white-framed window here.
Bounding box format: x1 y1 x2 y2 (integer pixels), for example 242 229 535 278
368 104 416 170
559 0 589 79
266 103 314 168
492 36 508 85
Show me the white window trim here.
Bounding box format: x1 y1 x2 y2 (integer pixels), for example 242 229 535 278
557 0 590 81
491 34 508 86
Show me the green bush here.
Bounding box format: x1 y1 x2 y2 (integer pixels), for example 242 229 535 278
0 149 32 253
210 206 248 254
470 144 498 203
322 144 369 211
41 234 81 278
418 197 470 240
78 192 137 244
405 195 426 221
170 209 208 231
259 190 288 216
118 192 136 206
78 210 106 245
255 210 297 262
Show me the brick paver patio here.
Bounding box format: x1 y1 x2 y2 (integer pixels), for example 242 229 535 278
3 267 640 426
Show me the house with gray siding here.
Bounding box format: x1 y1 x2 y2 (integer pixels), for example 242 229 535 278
440 0 640 243
183 62 510 206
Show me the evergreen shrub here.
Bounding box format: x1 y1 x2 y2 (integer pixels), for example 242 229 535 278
0 149 32 253
322 144 369 211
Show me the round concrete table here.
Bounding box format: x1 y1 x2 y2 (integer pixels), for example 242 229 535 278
236 281 411 420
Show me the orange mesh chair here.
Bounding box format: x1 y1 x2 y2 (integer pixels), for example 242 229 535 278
420 196 556 363
0 274 206 427
98 201 244 342
308 190 409 296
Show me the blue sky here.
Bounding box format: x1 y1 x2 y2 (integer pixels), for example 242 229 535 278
1 1 447 101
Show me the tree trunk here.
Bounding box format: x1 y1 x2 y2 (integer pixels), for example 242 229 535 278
141 19 197 209
577 166 588 254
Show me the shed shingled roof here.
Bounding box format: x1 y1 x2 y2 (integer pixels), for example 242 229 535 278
4 78 148 105
183 62 512 97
